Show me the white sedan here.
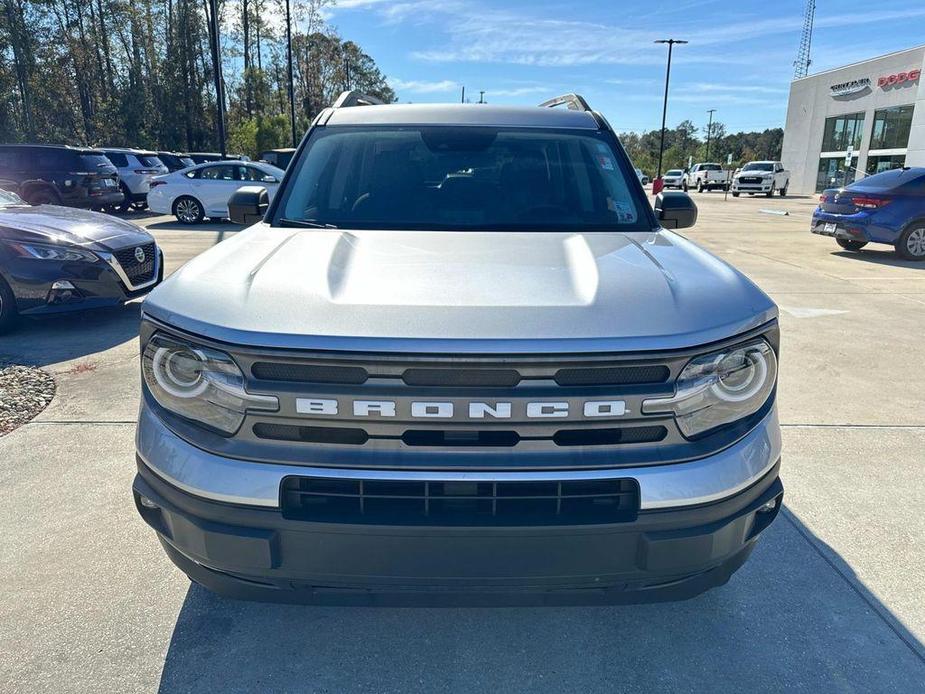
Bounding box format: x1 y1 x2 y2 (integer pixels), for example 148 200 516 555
147 161 285 224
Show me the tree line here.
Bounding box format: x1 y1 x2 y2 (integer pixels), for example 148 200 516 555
621 120 784 174
0 0 395 157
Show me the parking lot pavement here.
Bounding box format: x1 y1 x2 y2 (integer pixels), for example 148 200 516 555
1 199 924 692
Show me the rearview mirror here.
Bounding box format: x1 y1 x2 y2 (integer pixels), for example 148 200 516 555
228 185 269 225
654 191 697 230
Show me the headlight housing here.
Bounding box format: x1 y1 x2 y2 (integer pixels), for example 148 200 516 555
142 333 277 435
642 339 777 438
8 242 99 262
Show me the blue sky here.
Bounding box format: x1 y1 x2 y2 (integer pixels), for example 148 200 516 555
325 0 925 135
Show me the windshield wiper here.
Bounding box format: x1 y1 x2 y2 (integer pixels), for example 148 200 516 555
278 218 338 229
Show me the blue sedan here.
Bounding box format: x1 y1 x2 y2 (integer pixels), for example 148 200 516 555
812 167 925 260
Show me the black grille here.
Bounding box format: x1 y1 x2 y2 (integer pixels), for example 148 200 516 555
281 476 640 525
402 368 520 387
112 242 156 284
253 423 667 448
554 365 669 386
739 177 762 184
253 423 368 445
252 362 368 384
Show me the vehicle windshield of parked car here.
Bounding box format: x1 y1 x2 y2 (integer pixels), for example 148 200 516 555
846 167 925 192
78 153 114 171
0 189 27 207
278 126 649 231
666 169 683 176
138 155 164 168
742 163 774 172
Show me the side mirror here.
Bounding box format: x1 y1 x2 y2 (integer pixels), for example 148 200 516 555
228 185 269 225
654 191 697 230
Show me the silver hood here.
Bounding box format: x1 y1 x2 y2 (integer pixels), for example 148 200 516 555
143 224 777 353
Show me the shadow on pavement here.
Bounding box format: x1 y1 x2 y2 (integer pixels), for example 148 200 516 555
832 249 925 269
0 301 141 367
157 509 924 693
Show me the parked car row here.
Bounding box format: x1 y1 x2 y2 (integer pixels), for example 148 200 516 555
0 143 292 217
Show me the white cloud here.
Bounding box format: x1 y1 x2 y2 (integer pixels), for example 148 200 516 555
389 78 459 93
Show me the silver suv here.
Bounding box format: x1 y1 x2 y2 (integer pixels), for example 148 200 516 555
133 92 782 605
100 148 168 211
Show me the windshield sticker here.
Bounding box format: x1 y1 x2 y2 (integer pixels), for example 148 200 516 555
597 155 614 170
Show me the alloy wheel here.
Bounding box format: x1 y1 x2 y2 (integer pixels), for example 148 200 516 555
907 228 925 257
177 199 200 223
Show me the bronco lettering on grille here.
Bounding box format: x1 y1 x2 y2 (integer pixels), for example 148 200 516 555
294 399 628 419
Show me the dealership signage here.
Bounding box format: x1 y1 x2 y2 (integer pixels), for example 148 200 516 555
829 78 871 97
878 69 921 88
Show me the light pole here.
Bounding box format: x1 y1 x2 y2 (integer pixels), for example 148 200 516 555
208 0 226 157
654 38 687 190
285 0 297 147
706 108 716 160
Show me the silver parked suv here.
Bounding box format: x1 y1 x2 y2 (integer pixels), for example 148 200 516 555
101 148 168 211
133 92 783 604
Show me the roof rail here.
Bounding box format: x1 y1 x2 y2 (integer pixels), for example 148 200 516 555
538 93 592 112
331 90 384 108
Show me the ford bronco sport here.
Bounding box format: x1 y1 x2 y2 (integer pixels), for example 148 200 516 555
133 92 783 604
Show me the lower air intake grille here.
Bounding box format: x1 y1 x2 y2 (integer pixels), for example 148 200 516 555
280 476 640 526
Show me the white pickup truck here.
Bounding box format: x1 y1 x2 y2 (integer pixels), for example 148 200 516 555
731 161 790 197
683 163 731 193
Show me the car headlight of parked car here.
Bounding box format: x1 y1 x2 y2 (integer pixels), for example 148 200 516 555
7 241 99 262
642 339 777 438
142 332 278 435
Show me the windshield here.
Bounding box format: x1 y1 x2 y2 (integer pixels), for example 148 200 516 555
276 126 650 231
0 189 25 206
742 162 774 172
666 169 683 176
79 154 115 171
138 155 164 168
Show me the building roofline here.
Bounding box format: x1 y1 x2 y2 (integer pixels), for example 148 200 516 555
793 44 925 83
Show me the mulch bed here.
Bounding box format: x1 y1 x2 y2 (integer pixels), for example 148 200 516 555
0 365 56 436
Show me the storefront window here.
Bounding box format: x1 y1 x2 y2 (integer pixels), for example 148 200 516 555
866 154 906 176
821 112 865 152
816 156 858 192
869 105 914 150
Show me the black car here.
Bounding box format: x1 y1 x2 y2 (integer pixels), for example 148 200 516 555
259 148 296 170
0 144 124 209
0 189 162 332
157 151 196 172
187 152 249 164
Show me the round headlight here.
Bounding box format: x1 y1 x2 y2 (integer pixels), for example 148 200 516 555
712 348 769 403
642 338 777 438
151 346 208 398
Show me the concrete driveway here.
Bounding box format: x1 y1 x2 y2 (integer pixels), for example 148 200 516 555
1 196 923 692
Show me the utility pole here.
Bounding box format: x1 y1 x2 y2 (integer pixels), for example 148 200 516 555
461 85 465 103
478 90 485 104
208 0 227 157
706 108 716 160
285 0 297 147
654 39 687 189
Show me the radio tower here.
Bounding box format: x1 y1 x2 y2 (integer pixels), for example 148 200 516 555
793 0 816 79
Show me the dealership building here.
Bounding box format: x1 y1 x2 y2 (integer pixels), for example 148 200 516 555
781 45 925 194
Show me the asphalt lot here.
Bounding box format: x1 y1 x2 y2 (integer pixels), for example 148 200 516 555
1 192 924 692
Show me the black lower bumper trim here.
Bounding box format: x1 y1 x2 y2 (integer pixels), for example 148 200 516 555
133 458 782 606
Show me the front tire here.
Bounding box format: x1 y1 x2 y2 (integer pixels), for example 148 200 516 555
779 184 788 197
173 196 204 225
0 275 18 334
682 180 689 192
836 238 867 252
697 180 704 193
897 225 925 261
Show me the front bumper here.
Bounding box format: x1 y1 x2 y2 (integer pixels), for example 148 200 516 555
6 246 162 315
732 182 772 193
134 404 783 604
